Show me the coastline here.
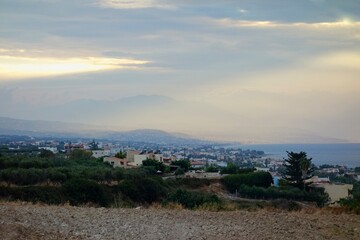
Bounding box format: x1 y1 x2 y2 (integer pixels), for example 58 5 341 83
239 143 360 168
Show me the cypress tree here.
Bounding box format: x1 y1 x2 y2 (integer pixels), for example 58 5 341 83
282 151 314 190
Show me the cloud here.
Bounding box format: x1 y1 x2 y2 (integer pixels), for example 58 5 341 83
98 0 175 9
207 18 360 29
312 52 360 70
238 9 248 14
0 54 149 80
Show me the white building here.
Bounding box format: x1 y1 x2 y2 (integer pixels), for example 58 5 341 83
39 147 58 154
92 150 111 158
132 151 164 166
134 154 148 166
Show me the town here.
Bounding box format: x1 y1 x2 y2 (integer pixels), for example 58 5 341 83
1 134 359 204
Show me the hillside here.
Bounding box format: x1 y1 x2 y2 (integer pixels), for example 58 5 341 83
1 202 359 240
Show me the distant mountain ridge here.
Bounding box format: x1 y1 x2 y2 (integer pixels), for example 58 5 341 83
0 94 351 144
0 116 216 145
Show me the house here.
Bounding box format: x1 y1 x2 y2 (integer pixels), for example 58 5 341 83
126 150 141 162
103 157 134 168
134 154 148 166
92 150 111 158
132 150 164 166
39 147 58 154
162 157 173 165
64 143 84 153
346 173 360 182
255 167 270 172
310 183 353 204
308 176 331 184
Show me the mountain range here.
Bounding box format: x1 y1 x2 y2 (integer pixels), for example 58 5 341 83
0 116 216 145
0 94 350 144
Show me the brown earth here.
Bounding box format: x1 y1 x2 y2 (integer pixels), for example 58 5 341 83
1 202 360 240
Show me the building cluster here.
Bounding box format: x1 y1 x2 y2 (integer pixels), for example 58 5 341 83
1 136 359 204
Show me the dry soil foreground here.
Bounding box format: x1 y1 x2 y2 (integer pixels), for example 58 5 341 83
1 202 360 240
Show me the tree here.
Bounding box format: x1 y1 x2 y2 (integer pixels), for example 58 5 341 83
175 168 185 176
39 149 54 158
142 159 166 173
206 165 219 173
339 182 360 213
69 149 93 161
89 140 99 150
171 159 190 171
220 162 239 174
115 151 126 159
282 151 314 190
222 171 273 193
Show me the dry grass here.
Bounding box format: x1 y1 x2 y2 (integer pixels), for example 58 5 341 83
150 202 184 210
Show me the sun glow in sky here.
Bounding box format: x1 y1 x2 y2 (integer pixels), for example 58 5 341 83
0 0 360 143
0 55 149 79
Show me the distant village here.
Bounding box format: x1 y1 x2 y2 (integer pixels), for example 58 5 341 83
1 136 359 204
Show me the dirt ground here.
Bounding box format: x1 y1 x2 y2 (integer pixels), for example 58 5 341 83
1 202 360 240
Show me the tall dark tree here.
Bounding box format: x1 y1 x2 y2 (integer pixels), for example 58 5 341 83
115 151 126 159
282 151 314 190
89 140 99 150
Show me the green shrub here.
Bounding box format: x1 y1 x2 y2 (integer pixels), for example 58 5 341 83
119 176 166 204
0 186 65 204
63 178 111 206
222 171 273 192
339 182 360 214
236 185 329 207
171 160 191 171
175 168 185 176
167 189 220 209
171 178 212 189
206 165 219 173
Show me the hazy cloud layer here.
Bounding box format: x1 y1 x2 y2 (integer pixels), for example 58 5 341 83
0 0 359 143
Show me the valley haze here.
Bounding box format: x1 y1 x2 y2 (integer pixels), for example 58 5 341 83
0 115 352 144
1 1 360 145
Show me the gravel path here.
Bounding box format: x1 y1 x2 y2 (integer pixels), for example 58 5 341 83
1 202 360 240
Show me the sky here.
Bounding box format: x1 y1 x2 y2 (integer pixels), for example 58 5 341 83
0 0 360 143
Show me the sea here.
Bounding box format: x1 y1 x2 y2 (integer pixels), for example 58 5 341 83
238 143 360 168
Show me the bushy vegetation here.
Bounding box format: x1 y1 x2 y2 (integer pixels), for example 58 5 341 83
166 189 220 209
0 151 127 186
221 163 329 207
339 182 360 214
171 159 191 171
118 176 167 204
0 151 217 208
0 150 333 210
142 159 167 173
222 171 273 192
0 186 65 204
63 178 112 206
237 185 329 207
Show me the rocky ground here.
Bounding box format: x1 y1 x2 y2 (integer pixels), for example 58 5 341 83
1 202 360 240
